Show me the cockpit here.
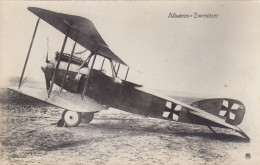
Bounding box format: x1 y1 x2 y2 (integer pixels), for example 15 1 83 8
54 51 142 88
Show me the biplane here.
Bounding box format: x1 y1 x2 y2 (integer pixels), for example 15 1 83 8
8 7 250 140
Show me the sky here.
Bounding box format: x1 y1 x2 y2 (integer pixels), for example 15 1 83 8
0 0 260 146
0 1 259 98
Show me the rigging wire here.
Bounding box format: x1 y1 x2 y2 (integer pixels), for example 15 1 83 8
21 24 48 86
21 56 45 85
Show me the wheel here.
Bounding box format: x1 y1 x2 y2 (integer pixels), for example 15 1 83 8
81 112 95 123
62 110 82 127
57 119 65 127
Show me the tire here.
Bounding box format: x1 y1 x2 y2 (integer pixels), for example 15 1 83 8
81 112 95 123
62 110 82 127
57 119 65 127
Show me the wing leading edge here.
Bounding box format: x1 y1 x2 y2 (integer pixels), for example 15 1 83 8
8 86 106 113
27 7 126 65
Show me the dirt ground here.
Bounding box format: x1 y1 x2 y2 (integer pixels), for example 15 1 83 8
0 88 258 165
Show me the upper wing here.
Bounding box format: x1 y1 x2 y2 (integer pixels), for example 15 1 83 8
28 7 126 65
8 86 106 113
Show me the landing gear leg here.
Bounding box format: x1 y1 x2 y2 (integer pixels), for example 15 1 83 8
207 126 217 134
235 127 250 142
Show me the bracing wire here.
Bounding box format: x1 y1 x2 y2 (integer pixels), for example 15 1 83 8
21 56 45 85
21 24 48 86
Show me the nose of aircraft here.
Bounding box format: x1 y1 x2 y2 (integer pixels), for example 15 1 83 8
41 63 54 83
41 66 46 73
41 62 55 74
41 63 53 91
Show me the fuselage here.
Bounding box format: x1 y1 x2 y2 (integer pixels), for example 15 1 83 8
41 61 168 119
41 53 246 128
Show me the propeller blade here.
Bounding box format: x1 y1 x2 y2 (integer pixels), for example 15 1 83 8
46 37 50 63
44 72 50 91
46 52 50 63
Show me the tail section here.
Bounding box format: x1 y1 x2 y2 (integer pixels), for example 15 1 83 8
190 98 245 126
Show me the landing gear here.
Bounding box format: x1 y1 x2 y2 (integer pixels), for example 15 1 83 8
62 110 82 127
81 112 95 123
57 110 95 127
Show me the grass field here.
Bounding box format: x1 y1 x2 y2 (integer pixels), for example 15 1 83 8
0 78 259 165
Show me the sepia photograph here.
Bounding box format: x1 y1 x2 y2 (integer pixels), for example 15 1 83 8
0 1 260 164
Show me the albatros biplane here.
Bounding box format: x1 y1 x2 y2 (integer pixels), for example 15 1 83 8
8 7 250 140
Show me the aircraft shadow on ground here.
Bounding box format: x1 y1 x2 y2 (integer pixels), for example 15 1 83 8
42 140 89 151
173 131 248 143
80 120 249 143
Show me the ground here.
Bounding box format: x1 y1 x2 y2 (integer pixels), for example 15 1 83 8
0 88 258 165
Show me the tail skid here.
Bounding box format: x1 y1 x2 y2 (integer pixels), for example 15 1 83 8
207 126 250 141
235 127 250 142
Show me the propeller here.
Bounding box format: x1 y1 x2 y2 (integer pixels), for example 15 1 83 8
43 37 50 91
46 37 50 63
46 52 50 63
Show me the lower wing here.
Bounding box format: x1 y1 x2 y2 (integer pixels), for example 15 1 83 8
8 86 106 113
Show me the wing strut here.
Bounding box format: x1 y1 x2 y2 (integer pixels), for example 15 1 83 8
101 57 105 69
60 31 79 92
48 27 70 97
111 61 117 78
125 67 129 80
18 18 40 88
81 52 97 99
116 63 120 75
